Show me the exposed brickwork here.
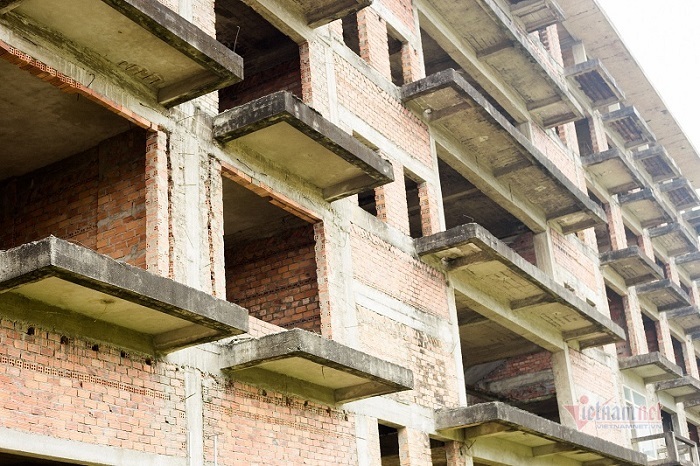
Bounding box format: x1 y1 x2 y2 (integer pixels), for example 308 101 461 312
357 8 391 79
477 352 555 403
225 225 321 332
0 129 147 268
608 289 631 358
219 57 302 111
509 231 537 265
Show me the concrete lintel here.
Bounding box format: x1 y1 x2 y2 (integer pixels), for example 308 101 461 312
435 402 647 465
402 69 604 233
581 148 643 195
219 329 413 404
415 223 624 346
600 246 664 286
5 0 244 107
213 91 394 201
635 279 692 312
0 237 248 353
565 59 625 108
0 426 186 466
619 352 684 384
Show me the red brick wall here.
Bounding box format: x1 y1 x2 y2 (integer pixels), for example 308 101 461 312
509 231 536 266
608 290 631 358
475 351 555 402
219 57 302 111
0 129 147 268
225 225 320 332
0 319 186 455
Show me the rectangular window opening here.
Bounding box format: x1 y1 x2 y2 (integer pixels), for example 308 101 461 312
378 423 400 466
404 173 423 239
387 29 405 86
342 12 361 57
642 313 660 353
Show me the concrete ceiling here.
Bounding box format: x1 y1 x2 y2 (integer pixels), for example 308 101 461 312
0 58 132 181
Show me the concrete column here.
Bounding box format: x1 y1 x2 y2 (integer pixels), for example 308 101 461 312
605 201 628 251
667 258 681 286
355 415 381 466
375 161 410 234
398 427 431 466
571 41 587 64
533 230 555 276
588 111 609 155
445 441 474 466
185 368 203 466
684 336 699 378
691 281 700 305
145 130 171 277
676 405 690 437
638 231 655 261
624 289 650 356
551 348 578 429
300 39 334 119
656 313 676 362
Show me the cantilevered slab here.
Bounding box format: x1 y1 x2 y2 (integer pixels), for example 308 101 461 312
633 145 681 183
510 0 564 33
602 106 656 149
425 0 583 127
647 223 698 257
635 279 691 312
219 329 413 404
659 178 700 211
435 402 646 465
664 306 700 333
402 70 604 233
582 148 643 195
600 246 664 286
619 352 683 384
213 91 394 202
618 188 675 228
684 209 700 235
676 252 700 280
0 237 248 354
303 0 372 27
1 0 243 107
655 376 700 402
415 223 624 348
565 59 624 108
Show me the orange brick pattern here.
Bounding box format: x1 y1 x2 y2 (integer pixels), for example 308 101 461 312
0 129 147 268
0 320 186 455
225 225 321 332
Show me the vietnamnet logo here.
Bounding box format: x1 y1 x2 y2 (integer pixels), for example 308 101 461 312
564 395 664 430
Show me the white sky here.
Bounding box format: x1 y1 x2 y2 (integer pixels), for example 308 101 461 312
597 0 700 153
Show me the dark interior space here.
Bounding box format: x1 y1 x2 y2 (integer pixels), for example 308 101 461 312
575 118 594 156
405 175 422 238
341 12 361 56
607 286 631 358
671 336 687 374
642 313 660 353
217 0 301 111
438 158 535 262
0 453 80 466
387 31 404 86
379 424 400 466
222 177 321 332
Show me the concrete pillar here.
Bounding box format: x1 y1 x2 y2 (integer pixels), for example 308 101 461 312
691 281 700 305
588 111 609 155
624 289 650 356
552 349 579 429
533 230 555 276
676 405 690 437
638 230 655 261
656 313 676 362
355 415 381 466
185 368 203 466
684 337 699 378
300 39 334 119
667 258 681 286
445 441 474 466
145 130 171 278
571 41 587 64
398 427 431 465
375 161 410 234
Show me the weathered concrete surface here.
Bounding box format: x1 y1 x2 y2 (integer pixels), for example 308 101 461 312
305 0 372 27
676 251 700 280
664 306 700 332
435 402 647 465
600 246 664 286
3 0 243 106
655 376 700 402
635 279 692 312
659 178 700 211
219 329 413 404
416 223 625 349
213 91 394 202
602 106 656 149
617 188 675 228
565 58 624 108
633 145 681 183
619 351 684 384
402 70 604 234
510 0 564 33
647 222 698 257
582 147 643 195
0 237 248 354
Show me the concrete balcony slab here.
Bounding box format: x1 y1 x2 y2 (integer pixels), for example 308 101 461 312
415 223 624 349
659 178 700 211
619 352 684 384
219 329 413 404
647 223 698 257
655 376 700 402
510 0 564 33
602 106 656 149
582 147 644 195
618 188 675 229
1 0 243 107
435 402 647 465
683 209 700 235
304 0 372 27
635 279 692 312
634 145 682 183
664 306 700 333
0 237 248 354
426 0 583 127
600 246 664 286
676 251 700 280
402 70 604 234
565 59 625 108
213 91 394 202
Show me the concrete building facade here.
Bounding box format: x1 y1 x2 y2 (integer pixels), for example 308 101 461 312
0 0 699 464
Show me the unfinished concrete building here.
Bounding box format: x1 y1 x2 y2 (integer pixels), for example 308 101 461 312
1 0 700 464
